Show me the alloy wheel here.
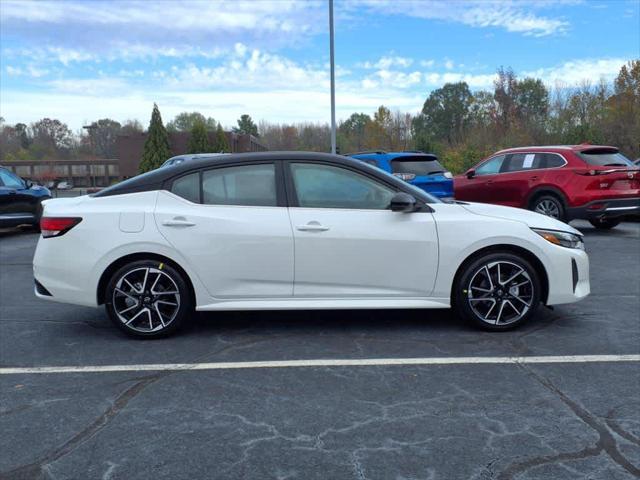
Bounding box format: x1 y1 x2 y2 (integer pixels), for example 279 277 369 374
467 261 534 326
112 267 181 333
534 199 560 218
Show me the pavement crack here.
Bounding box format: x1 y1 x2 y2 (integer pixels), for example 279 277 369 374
497 365 640 479
1 373 163 479
606 408 640 447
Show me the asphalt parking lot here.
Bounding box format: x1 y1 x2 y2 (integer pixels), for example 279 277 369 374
1 221 639 480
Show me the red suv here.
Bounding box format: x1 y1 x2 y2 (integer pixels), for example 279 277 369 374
454 145 640 229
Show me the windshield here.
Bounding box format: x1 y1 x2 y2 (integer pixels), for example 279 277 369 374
391 156 446 175
577 150 635 167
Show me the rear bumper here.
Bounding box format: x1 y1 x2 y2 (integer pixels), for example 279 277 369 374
568 197 640 221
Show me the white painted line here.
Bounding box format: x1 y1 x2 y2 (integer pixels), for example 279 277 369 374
1 354 639 375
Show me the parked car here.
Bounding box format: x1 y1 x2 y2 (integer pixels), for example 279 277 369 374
161 153 228 169
56 181 73 190
349 151 454 200
0 167 51 229
34 152 589 338
454 145 640 229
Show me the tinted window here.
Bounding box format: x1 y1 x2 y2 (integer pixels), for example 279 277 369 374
171 172 200 203
391 156 445 175
577 150 634 167
0 169 24 188
291 163 395 210
502 153 543 172
203 164 277 207
475 155 505 176
543 153 566 168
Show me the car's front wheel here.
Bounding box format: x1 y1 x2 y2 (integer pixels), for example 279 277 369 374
105 260 192 338
453 252 541 331
589 218 620 230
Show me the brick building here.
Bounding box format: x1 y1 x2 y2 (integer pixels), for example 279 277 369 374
3 131 267 187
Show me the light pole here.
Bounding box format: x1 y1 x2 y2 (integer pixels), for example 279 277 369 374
329 0 336 154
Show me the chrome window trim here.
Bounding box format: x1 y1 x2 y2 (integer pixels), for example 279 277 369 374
475 151 568 177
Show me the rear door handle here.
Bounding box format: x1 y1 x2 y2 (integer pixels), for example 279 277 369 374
296 222 329 232
162 217 196 227
530 176 539 181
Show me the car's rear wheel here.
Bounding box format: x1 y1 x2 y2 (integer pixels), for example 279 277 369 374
105 260 192 338
589 218 620 230
531 194 565 221
453 252 541 331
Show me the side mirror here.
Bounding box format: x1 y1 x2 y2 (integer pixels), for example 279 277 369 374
466 169 476 179
24 179 33 189
389 192 417 212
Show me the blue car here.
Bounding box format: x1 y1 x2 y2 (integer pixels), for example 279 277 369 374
349 151 454 199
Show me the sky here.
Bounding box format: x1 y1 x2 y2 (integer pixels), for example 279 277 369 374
0 0 639 131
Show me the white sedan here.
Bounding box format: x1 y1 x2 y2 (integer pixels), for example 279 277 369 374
33 152 590 338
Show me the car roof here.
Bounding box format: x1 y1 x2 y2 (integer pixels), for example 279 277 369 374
495 144 619 154
349 151 438 159
167 153 228 161
94 151 414 198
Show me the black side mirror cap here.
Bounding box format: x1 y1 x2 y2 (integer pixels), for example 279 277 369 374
466 169 475 179
389 192 417 212
24 179 33 189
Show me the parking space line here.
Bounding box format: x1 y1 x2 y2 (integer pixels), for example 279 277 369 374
1 354 639 375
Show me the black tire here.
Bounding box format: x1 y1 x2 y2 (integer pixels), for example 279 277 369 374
453 252 541 331
589 218 620 230
530 194 566 221
105 259 192 338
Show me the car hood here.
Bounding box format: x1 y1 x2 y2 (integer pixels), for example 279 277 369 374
460 202 582 235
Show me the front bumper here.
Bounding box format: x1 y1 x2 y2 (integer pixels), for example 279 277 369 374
568 197 640 221
545 248 590 306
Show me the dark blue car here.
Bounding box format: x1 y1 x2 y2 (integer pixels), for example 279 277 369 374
0 167 51 229
349 151 454 199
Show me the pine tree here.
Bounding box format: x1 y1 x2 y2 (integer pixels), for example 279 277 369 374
139 103 171 173
214 123 230 152
187 119 211 153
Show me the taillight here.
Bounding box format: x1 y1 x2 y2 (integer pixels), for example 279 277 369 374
393 173 416 181
40 217 82 238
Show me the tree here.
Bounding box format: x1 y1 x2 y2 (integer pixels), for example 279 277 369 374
417 82 473 145
166 112 216 132
339 113 371 151
30 118 74 153
86 118 122 158
120 119 144 135
233 114 259 136
187 120 211 154
139 104 171 173
213 123 230 152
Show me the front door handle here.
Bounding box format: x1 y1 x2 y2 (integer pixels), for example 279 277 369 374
162 217 196 227
530 175 539 181
296 221 329 232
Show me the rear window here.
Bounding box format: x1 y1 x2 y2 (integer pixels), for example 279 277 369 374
577 150 634 167
390 156 445 175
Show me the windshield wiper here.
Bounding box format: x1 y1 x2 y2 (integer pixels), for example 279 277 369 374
603 163 628 167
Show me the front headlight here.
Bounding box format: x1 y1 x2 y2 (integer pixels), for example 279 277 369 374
532 228 584 250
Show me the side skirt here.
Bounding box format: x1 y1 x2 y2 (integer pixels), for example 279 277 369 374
196 297 451 311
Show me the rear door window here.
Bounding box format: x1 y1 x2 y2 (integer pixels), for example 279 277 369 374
541 153 566 168
390 156 445 175
170 172 200 203
202 163 277 207
501 153 544 172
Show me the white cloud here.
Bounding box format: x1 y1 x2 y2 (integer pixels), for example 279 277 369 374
444 59 455 70
348 0 571 37
360 55 414 69
420 60 435 68
524 57 630 85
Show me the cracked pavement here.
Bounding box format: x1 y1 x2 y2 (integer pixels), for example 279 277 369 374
1 221 639 479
